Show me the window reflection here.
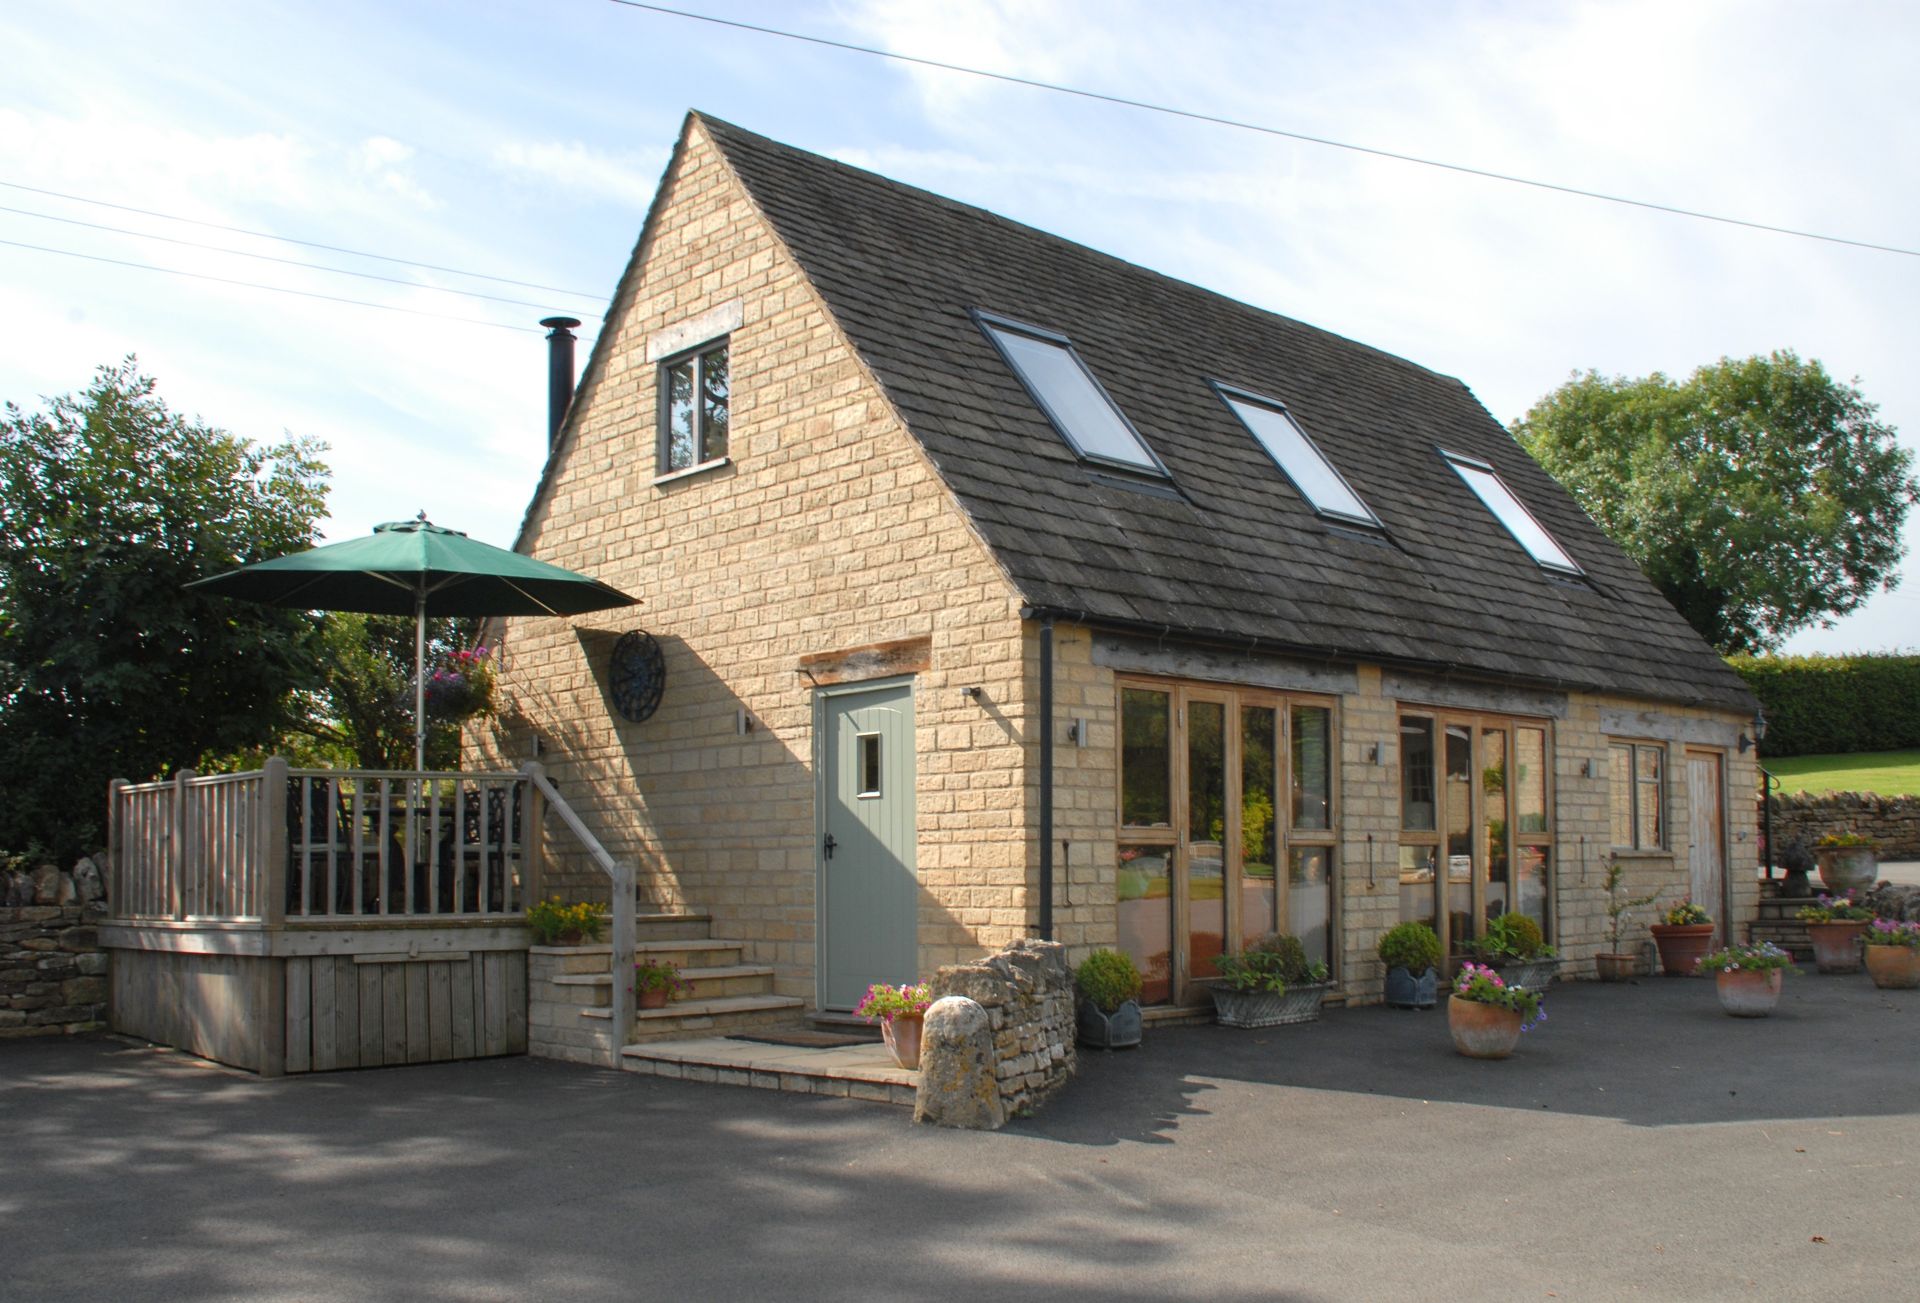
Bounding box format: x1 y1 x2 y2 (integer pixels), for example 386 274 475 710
1117 845 1172 1005
1121 689 1171 827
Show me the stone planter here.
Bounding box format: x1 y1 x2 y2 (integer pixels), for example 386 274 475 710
1816 846 1878 894
1384 965 1438 1009
1650 923 1716 976
1805 920 1869 975
1491 957 1560 992
1077 998 1142 1050
1447 996 1522 1059
1594 952 1639 983
1209 982 1327 1029
1864 944 1920 989
1715 968 1783 1017
881 1012 923 1069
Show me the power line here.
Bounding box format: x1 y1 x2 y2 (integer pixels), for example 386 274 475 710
0 236 551 333
605 0 1920 260
0 178 607 298
0 203 602 317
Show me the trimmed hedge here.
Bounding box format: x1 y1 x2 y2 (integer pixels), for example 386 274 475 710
1729 653 1920 758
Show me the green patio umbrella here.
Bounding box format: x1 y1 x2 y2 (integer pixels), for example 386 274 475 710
189 514 638 769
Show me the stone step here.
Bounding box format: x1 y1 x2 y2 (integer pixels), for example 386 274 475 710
633 938 745 968
620 1034 916 1105
556 964 777 1000
808 1009 883 1040
582 994 808 1044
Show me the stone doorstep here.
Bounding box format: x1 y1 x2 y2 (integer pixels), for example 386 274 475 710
620 1034 917 1106
580 993 805 1023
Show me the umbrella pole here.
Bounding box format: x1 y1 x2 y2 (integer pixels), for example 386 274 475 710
414 590 427 773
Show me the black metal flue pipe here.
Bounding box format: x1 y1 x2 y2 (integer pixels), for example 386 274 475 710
539 316 582 448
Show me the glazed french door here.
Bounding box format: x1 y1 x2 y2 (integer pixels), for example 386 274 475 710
1118 681 1336 1005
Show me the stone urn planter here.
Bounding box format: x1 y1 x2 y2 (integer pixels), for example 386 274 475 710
1383 966 1438 1009
1805 920 1869 975
1650 923 1715 976
1209 982 1327 1029
1865 943 1920 989
1816 845 1878 894
1594 952 1639 983
1077 998 1143 1050
1447 995 1522 1059
881 1013 924 1070
1715 969 1783 1017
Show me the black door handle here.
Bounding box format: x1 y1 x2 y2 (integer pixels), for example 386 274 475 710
824 833 837 860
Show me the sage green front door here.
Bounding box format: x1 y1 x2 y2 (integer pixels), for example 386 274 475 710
819 680 918 1011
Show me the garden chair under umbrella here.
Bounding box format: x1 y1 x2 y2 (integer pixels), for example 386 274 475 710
189 514 637 769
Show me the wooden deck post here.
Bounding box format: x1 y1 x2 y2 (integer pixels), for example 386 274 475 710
170 768 196 921
519 761 547 908
261 757 289 928
107 779 128 920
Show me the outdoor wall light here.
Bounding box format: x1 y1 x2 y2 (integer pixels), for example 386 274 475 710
1066 717 1087 747
736 708 755 735
961 685 982 700
1365 743 1382 765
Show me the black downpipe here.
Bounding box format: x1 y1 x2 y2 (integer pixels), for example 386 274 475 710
539 316 582 448
1039 616 1054 940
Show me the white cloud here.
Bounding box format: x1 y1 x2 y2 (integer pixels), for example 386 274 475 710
490 140 667 211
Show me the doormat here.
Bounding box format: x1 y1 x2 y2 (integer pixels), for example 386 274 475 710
726 1031 876 1049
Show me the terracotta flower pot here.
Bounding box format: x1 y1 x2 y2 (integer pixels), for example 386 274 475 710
1594 953 1639 983
881 1013 923 1069
1805 920 1868 975
1715 968 1783 1017
1650 923 1716 976
1447 995 1522 1059
1864 945 1920 990
637 986 670 1010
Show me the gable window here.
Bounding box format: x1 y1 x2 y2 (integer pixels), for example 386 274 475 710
1440 450 1581 574
659 338 730 474
1214 383 1379 526
975 312 1167 475
1609 742 1665 849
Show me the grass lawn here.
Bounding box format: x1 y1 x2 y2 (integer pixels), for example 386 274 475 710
1765 749 1920 796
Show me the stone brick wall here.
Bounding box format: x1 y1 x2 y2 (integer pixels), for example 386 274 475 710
1765 792 1920 859
2 904 110 1038
527 946 616 1068
928 938 1075 1119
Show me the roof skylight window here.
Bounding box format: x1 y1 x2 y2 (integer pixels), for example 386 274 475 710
976 312 1166 475
1441 450 1582 574
1214 384 1379 527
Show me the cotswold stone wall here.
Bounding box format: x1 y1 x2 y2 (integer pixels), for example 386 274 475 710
3 903 110 1038
1766 793 1920 859
927 938 1075 1119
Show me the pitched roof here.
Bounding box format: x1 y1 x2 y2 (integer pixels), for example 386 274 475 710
694 113 1755 713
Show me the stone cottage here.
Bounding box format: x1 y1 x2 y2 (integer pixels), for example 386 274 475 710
479 111 1761 1028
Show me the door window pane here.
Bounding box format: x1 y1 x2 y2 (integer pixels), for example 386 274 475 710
1445 725 1475 949
1483 727 1510 919
1400 717 1435 831
1241 707 1278 948
1399 844 1437 928
1516 728 1547 834
1121 689 1171 827
1291 705 1332 830
1518 845 1550 933
1117 845 1173 1006
1187 701 1226 981
1289 846 1333 969
856 733 881 797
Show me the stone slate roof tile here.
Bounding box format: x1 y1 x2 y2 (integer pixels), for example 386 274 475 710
697 113 1755 713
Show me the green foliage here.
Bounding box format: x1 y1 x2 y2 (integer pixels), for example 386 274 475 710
1514 353 1917 654
633 958 692 995
1212 933 1327 993
853 982 932 1021
523 898 608 944
295 612 481 770
1730 654 1920 759
1698 942 1796 974
1470 912 1553 963
1815 832 1877 849
1602 859 1663 951
1076 948 1144 1013
0 360 329 858
1864 921 1920 950
1660 900 1712 926
1453 963 1546 1023
1795 892 1873 924
1377 921 1441 974
1764 750 1920 798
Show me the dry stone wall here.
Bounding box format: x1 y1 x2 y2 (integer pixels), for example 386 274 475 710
1766 792 1920 859
2 858 111 1038
925 937 1075 1121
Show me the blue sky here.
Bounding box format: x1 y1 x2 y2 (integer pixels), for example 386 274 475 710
3 0 1916 653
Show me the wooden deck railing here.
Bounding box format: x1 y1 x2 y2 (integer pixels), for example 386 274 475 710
108 758 543 925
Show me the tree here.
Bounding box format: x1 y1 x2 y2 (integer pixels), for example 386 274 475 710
1513 351 1918 654
0 360 329 858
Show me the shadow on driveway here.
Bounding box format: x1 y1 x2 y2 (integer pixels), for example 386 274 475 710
1021 972 1917 1146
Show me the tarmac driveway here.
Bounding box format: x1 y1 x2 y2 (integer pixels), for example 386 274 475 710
2 973 1912 1301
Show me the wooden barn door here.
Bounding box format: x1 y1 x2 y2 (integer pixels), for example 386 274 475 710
1686 750 1727 942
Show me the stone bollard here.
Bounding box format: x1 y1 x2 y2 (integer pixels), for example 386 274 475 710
913 995 1004 1131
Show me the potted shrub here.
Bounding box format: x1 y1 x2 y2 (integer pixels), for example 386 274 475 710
1379 922 1442 1009
1446 961 1545 1059
1469 911 1559 991
1862 920 1920 989
524 897 609 945
1207 933 1330 1028
1699 942 1796 1017
1814 833 1879 894
1649 900 1715 976
632 958 693 1010
1076 949 1144 1049
855 981 933 1069
1795 892 1874 974
1595 858 1661 982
